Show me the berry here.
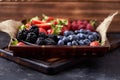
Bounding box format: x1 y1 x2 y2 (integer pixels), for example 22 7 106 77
72 40 78 45
77 33 85 39
67 42 72 46
36 37 46 45
71 21 79 31
47 34 58 42
86 23 94 31
78 40 85 45
29 25 39 35
39 28 47 34
16 42 25 46
64 31 74 37
83 39 91 45
88 35 95 41
79 29 85 33
77 20 83 25
57 35 63 40
62 36 70 44
90 41 100 46
47 29 53 34
39 32 47 39
26 32 38 43
74 30 80 34
45 38 56 45
92 32 100 40
57 40 64 45
17 29 29 41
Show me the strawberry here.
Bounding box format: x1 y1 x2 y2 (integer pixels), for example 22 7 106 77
90 41 100 46
61 26 69 35
17 42 25 46
35 23 51 30
46 17 54 22
47 29 53 34
39 28 47 34
31 20 45 25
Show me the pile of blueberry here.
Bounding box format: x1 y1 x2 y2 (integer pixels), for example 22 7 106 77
57 29 100 46
17 26 58 45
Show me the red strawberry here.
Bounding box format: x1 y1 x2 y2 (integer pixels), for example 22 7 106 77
47 29 53 34
35 23 51 30
31 20 45 25
26 23 31 27
39 28 47 34
90 41 100 46
17 42 25 46
61 26 69 35
46 17 54 22
53 21 58 25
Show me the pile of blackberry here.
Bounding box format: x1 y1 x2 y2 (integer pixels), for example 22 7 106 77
17 25 58 45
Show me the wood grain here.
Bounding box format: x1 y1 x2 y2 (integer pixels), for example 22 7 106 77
0 2 120 32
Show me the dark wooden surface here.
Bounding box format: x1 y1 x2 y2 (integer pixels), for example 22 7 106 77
0 45 120 80
0 1 120 32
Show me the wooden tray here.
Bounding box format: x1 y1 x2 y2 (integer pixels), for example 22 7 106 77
0 49 86 75
9 43 110 58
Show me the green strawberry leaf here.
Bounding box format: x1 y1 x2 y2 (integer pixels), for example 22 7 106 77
30 16 39 22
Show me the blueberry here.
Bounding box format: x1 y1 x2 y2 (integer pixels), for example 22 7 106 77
88 35 95 41
67 42 72 46
58 40 64 45
74 30 80 34
86 30 92 34
79 29 85 33
83 39 91 45
78 40 85 45
77 33 85 39
62 37 70 44
72 40 78 45
84 34 89 38
92 32 100 40
57 35 63 40
68 35 74 41
64 31 74 36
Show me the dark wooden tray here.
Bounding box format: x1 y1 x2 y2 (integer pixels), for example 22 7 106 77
0 49 86 75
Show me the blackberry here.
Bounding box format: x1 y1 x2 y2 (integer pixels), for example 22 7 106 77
45 38 56 45
39 32 47 39
17 29 29 41
47 34 58 42
25 32 38 43
36 37 46 45
29 25 39 36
